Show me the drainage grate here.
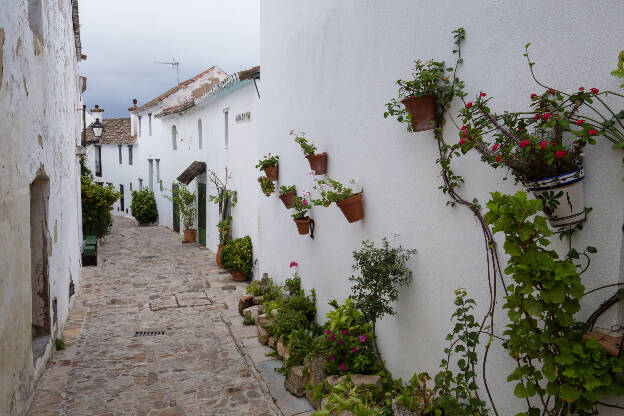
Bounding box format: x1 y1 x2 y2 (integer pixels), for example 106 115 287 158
135 330 165 337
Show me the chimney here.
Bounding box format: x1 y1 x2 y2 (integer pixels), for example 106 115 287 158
128 99 138 136
90 104 105 124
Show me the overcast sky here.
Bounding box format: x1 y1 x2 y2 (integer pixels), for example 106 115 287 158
79 0 260 118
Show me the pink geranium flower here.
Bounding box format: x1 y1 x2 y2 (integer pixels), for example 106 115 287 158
339 363 345 371
519 140 530 148
331 335 335 341
289 129 295 135
540 140 548 150
555 150 567 159
359 334 367 343
329 355 335 361
326 329 331 336
341 329 347 336
352 347 357 352
290 261 299 268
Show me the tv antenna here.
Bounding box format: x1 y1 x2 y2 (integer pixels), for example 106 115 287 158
154 58 180 84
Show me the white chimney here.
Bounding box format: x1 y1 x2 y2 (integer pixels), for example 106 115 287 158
90 104 105 125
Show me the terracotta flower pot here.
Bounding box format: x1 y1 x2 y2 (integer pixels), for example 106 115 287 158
336 193 364 223
279 190 297 209
231 270 249 282
526 168 585 227
401 95 438 132
295 217 313 235
183 229 197 243
216 244 224 267
306 153 328 175
264 166 279 181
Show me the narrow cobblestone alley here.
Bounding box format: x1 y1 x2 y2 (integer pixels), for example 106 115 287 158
27 217 276 416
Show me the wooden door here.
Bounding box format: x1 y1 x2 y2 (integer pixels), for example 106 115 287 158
172 183 180 233
198 183 206 246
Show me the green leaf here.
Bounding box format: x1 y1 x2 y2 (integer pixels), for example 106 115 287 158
560 384 581 402
523 298 543 317
514 383 529 398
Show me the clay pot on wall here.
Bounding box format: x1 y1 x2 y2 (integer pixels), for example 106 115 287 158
264 166 279 181
216 244 224 267
231 270 248 282
306 153 328 175
401 95 438 132
279 191 297 209
526 168 585 227
183 229 197 243
295 217 314 235
336 193 364 223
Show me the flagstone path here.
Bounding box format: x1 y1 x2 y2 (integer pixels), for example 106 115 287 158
27 216 280 416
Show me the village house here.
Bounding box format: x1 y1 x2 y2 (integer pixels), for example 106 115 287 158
0 0 86 415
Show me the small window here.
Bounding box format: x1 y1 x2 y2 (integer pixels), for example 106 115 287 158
118 145 122 164
139 178 143 191
156 159 160 183
224 110 229 149
148 113 152 136
95 146 102 177
198 119 203 149
130 182 133 191
128 145 133 165
138 116 142 137
172 125 177 150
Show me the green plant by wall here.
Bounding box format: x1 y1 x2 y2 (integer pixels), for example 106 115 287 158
55 338 65 350
268 288 317 341
312 177 355 207
130 188 158 225
218 216 232 245
256 152 279 170
163 184 196 230
81 171 121 238
279 185 296 195
291 194 311 219
315 376 390 416
258 175 275 196
221 235 253 276
291 130 317 156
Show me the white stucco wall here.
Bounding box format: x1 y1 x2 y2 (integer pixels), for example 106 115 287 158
0 1 83 414
258 1 624 414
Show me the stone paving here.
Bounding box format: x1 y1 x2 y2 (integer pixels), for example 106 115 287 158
27 216 287 416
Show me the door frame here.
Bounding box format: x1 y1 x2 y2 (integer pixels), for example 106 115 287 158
198 182 206 246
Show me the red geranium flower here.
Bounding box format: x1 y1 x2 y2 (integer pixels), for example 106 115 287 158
533 114 541 121
576 119 584 126
519 140 530 148
548 89 556 95
480 92 487 97
542 113 552 121
530 93 538 99
495 155 501 163
590 88 599 94
459 138 466 145
492 143 500 151
555 150 567 159
588 129 598 136
465 102 473 109
540 140 548 150
460 125 467 131
578 86 585 91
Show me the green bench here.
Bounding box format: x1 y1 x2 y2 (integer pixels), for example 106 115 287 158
82 235 97 266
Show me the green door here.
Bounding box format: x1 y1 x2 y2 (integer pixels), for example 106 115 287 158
198 183 206 246
172 183 180 233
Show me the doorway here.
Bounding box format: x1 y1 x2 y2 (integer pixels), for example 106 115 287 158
172 182 180 233
30 174 51 363
198 182 206 246
119 184 125 212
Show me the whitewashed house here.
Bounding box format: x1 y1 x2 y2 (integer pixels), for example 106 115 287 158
0 0 85 414
256 1 624 414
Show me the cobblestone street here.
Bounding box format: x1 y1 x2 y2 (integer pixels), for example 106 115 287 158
27 217 276 416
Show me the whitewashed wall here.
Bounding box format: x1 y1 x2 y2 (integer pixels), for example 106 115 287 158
258 1 624 414
0 1 83 414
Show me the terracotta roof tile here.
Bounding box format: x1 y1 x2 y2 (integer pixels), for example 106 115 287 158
84 118 136 145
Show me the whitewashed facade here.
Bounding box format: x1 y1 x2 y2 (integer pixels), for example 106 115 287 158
256 1 624 414
0 1 85 414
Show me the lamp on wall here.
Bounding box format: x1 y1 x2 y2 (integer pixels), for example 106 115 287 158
92 118 104 138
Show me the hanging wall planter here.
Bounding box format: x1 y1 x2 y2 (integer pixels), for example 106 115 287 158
306 153 328 175
264 166 279 181
279 188 297 209
336 192 364 223
258 176 276 196
295 217 314 236
401 95 438 132
526 168 585 227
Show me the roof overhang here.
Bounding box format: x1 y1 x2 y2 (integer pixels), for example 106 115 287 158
177 161 206 185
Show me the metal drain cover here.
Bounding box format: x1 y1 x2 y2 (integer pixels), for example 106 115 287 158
135 330 165 336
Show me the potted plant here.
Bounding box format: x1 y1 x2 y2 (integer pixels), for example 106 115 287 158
456 86 610 227
258 175 276 196
221 235 253 281
312 177 364 223
163 183 198 242
256 152 279 181
279 185 297 208
291 192 313 235
291 130 327 174
384 59 454 132
216 216 232 267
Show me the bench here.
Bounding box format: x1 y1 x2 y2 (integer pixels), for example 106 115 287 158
82 235 97 266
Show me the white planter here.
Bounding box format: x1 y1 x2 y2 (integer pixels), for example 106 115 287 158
526 168 585 227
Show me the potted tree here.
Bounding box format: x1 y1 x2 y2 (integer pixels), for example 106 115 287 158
291 130 327 174
258 175 276 196
313 177 364 223
207 168 238 264
221 235 253 281
384 59 452 132
256 153 279 181
291 192 313 235
216 216 231 267
164 184 198 242
279 185 297 208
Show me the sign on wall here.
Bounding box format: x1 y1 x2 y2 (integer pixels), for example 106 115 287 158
236 112 251 122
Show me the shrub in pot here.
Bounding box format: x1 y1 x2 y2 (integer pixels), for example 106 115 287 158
206 169 238 264
258 175 276 196
291 192 313 235
291 130 327 174
221 235 253 281
279 185 297 208
163 184 197 242
216 216 232 267
312 177 364 223
384 59 455 132
130 188 158 225
256 152 279 181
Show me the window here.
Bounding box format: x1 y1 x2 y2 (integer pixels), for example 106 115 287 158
224 110 229 149
148 113 152 136
128 145 133 165
139 178 143 191
198 119 203 149
118 145 122 164
138 116 142 137
95 146 102 177
28 0 44 44
148 159 154 191
172 125 177 150
129 182 133 191
156 159 160 183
